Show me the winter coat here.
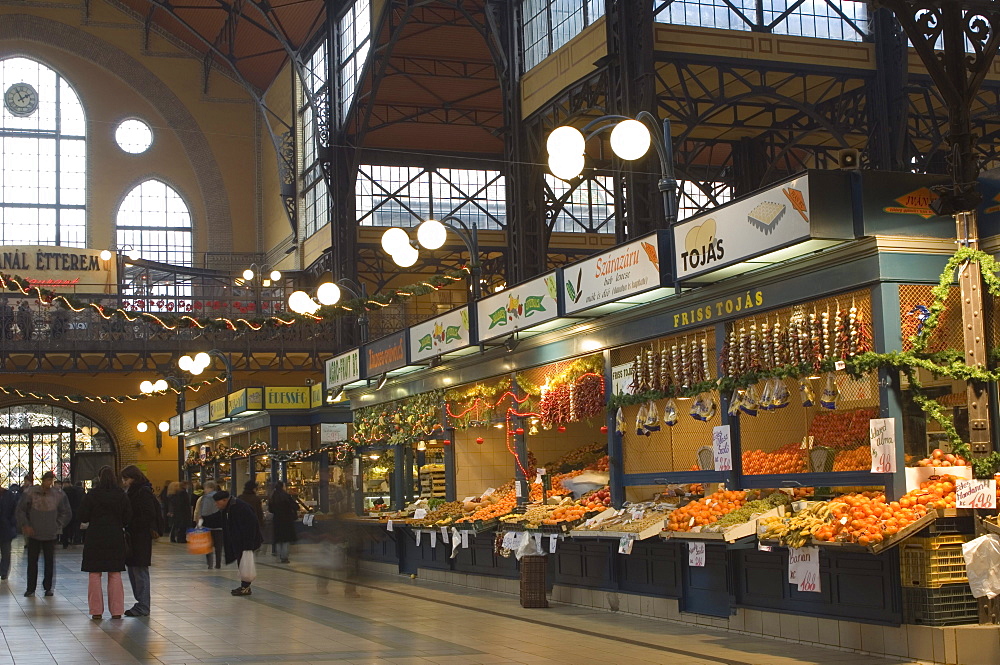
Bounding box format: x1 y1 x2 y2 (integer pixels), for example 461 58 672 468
0 487 17 541
268 489 299 544
239 490 264 528
78 487 131 572
16 485 71 541
168 491 192 528
125 482 163 567
219 498 263 564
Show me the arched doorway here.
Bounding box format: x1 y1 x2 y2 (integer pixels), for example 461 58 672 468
0 404 114 486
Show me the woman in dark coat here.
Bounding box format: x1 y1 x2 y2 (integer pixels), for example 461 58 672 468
78 466 131 619
121 465 163 617
268 481 298 563
167 482 191 543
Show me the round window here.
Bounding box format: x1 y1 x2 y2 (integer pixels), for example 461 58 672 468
115 118 153 154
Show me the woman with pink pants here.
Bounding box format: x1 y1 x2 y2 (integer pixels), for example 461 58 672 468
78 466 132 619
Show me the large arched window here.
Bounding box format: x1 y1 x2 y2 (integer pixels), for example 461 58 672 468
0 57 86 246
116 179 193 266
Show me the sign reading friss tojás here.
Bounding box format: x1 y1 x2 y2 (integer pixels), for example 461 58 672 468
0 246 118 294
560 232 668 315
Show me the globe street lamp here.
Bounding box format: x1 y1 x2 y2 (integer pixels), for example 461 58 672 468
288 278 369 343
136 419 169 452
179 349 234 395
546 112 678 225
139 375 191 478
379 216 482 300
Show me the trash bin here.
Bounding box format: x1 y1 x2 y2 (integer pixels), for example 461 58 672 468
519 555 548 608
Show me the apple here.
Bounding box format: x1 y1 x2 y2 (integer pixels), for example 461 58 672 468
931 449 944 460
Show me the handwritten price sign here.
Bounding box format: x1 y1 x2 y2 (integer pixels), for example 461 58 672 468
956 478 997 509
712 425 733 471
869 417 896 473
788 546 821 593
688 542 706 567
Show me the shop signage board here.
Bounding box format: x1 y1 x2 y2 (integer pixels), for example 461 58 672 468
672 171 853 282
476 273 560 342
325 349 360 390
168 414 181 437
264 387 311 409
182 410 196 432
409 306 472 362
310 382 323 407
611 362 635 395
0 245 118 293
860 171 953 238
560 231 669 315
364 331 408 375
869 417 896 473
195 404 211 427
321 423 348 442
956 478 997 509
209 398 226 422
228 387 263 416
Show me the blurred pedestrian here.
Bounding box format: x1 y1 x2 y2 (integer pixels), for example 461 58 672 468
120 465 163 618
166 482 190 543
213 491 262 596
239 481 264 530
16 471 70 597
16 301 32 340
193 480 223 569
0 482 17 581
61 480 84 548
268 481 298 564
78 466 131 619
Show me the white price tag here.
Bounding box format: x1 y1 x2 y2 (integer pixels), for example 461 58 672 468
619 535 634 554
758 542 773 552
481 488 495 498
834 360 846 371
415 530 422 545
461 531 469 548
353 458 360 475
502 531 516 549
869 417 897 473
440 526 450 543
451 528 461 558
413 509 427 519
549 534 558 553
537 468 546 476
712 425 733 471
533 533 542 552
631 509 644 520
462 496 475 503
788 546 821 592
430 530 437 548
386 519 393 532
956 478 997 509
688 542 706 567
515 482 523 498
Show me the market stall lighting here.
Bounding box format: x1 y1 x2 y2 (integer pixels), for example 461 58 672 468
379 216 483 299
416 441 427 451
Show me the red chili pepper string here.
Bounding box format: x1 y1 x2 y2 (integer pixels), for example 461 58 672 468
505 407 532 480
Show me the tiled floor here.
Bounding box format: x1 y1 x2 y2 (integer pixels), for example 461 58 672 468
0 540 926 665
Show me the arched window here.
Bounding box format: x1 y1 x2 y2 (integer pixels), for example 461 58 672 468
116 179 193 266
0 57 86 246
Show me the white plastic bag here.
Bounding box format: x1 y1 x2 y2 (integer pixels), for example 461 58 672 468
238 550 257 583
963 534 1000 599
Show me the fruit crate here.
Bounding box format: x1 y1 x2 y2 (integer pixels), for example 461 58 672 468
902 584 979 626
900 542 969 587
915 514 975 537
519 554 548 608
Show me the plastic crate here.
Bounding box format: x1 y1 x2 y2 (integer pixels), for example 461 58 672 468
902 584 979 626
900 543 968 587
519 554 548 608
915 516 975 537
906 533 974 549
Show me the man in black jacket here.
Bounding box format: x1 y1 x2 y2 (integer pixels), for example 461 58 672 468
61 480 84 548
213 491 263 596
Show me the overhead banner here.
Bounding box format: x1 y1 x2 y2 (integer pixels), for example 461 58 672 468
0 246 118 294
325 349 361 390
410 306 472 362
476 273 559 343
560 231 669 315
264 387 311 410
210 398 226 422
195 404 211 427
672 171 853 281
168 414 181 437
227 387 263 416
364 331 408 375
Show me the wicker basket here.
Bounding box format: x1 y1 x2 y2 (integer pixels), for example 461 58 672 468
519 555 548 608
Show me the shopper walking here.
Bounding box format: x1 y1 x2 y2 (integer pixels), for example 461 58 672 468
193 480 224 568
166 482 191 543
16 471 71 597
62 480 84 548
120 465 163 617
239 481 265 530
0 483 17 581
268 481 298 564
78 466 131 619
213 491 263 596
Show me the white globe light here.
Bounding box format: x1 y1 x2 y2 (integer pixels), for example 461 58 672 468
158 421 170 433
316 282 342 306
392 244 419 268
381 227 411 255
416 219 447 250
269 270 282 282
288 290 313 314
99 250 112 261
242 268 255 281
136 422 149 433
190 365 204 376
547 126 585 156
153 379 169 392
194 352 210 368
126 249 140 261
139 380 153 394
548 153 585 181
610 119 651 161
178 355 194 371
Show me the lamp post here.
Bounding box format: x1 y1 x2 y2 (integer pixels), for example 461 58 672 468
179 349 234 395
140 375 190 479
288 278 369 343
136 419 169 453
237 263 282 314
546 112 678 225
379 216 482 300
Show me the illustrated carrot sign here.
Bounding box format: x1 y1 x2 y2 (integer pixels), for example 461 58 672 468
640 241 659 269
783 187 808 222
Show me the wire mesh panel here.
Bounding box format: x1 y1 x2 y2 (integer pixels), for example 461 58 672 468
611 326 719 476
899 284 962 353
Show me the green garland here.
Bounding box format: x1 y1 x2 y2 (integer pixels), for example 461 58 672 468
353 390 445 445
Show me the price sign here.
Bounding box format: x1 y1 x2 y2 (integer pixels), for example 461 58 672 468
712 425 733 471
631 509 644 520
413 509 427 519
502 531 516 549
386 520 393 532
549 534 558 553
688 542 706 567
515 482 523 498
481 487 495 498
788 546 821 592
440 526 450 543
415 530 422 545
461 531 469 548
619 535 635 555
430 530 437 547
956 478 997 509
869 417 897 473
